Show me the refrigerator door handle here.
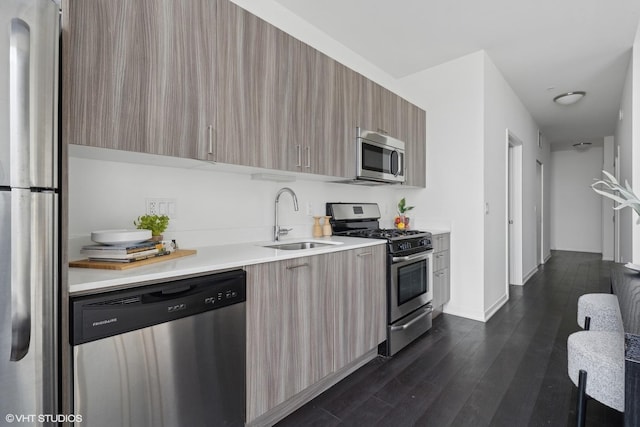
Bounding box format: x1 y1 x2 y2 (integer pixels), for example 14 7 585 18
9 18 31 189
10 190 31 361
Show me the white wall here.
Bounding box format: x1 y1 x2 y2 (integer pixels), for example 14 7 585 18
397 52 550 322
549 147 604 253
633 23 640 265
482 53 549 318
398 52 486 321
602 136 615 261
616 50 634 263
68 153 406 255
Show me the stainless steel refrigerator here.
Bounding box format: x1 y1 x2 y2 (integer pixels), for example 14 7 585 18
0 0 60 422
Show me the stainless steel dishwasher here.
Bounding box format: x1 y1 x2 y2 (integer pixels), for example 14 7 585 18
70 269 246 427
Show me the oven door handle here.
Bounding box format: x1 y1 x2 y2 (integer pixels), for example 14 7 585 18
390 306 433 331
392 250 433 263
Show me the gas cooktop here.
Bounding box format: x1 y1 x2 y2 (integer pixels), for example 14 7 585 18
326 202 433 254
338 228 429 240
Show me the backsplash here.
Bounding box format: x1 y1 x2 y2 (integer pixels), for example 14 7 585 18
68 148 430 255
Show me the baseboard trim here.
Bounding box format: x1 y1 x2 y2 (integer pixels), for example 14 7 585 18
523 266 538 284
443 305 486 322
484 293 509 321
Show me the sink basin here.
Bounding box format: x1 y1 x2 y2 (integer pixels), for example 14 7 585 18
263 241 337 251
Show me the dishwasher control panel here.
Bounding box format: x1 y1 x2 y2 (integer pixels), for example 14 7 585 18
71 269 246 345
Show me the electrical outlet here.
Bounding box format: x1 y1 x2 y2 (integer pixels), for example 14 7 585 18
146 198 177 219
146 199 159 215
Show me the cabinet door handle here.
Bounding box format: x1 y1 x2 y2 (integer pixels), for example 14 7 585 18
357 252 372 257
207 125 215 160
305 146 311 168
286 263 309 271
296 145 302 167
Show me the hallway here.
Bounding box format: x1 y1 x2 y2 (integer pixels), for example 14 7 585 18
278 251 623 426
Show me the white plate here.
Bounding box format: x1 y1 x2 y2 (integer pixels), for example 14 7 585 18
91 229 152 246
624 262 640 273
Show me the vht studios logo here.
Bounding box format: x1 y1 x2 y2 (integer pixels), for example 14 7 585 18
5 414 83 423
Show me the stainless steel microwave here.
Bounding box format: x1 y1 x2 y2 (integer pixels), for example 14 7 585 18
356 128 405 184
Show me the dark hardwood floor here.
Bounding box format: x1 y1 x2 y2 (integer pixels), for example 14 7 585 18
277 251 624 427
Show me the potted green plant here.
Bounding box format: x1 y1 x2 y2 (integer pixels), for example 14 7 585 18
134 214 170 241
395 197 414 229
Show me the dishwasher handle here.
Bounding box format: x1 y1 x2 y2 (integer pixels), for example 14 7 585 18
144 285 196 302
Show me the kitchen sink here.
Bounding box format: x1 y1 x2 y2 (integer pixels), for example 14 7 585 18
262 241 340 251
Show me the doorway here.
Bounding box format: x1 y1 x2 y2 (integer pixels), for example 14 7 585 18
506 130 523 288
536 160 544 265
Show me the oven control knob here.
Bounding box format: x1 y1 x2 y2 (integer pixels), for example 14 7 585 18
398 242 411 251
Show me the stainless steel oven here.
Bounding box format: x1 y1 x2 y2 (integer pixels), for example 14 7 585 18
356 128 405 184
387 251 433 356
390 251 433 322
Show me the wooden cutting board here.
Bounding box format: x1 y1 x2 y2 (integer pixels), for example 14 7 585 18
69 249 197 270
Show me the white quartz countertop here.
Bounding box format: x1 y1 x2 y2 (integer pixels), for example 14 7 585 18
68 236 386 295
427 229 450 235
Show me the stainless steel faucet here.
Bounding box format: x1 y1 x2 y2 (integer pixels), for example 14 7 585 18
274 187 299 241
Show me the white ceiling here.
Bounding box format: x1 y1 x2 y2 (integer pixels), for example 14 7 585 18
272 0 640 145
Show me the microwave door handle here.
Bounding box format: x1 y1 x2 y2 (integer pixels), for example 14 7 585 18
390 150 399 176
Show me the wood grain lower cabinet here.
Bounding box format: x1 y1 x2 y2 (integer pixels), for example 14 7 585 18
62 0 216 159
432 233 451 312
245 256 334 422
245 246 386 423
332 245 386 370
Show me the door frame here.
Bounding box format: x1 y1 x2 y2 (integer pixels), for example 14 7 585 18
506 129 523 288
536 160 544 265
615 145 621 262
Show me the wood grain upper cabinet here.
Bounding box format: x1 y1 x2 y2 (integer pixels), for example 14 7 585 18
215 0 290 169
399 100 427 187
332 245 386 371
289 47 355 178
63 0 216 159
216 1 353 178
245 256 334 422
356 77 402 138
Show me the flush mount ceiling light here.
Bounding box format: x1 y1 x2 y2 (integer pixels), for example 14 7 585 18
572 141 592 151
553 91 586 105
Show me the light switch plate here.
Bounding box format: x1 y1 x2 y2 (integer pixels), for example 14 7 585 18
146 198 177 219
